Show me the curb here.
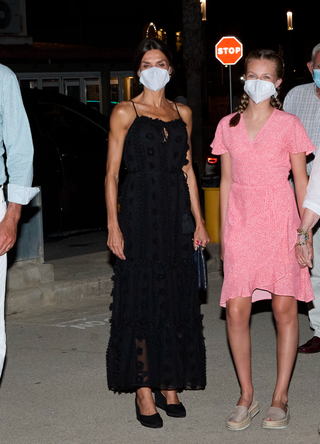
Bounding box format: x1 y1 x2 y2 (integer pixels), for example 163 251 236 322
5 244 222 315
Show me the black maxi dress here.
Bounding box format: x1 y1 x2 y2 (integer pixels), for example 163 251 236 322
107 102 206 392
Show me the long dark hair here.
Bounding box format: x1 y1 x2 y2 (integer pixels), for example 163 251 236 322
133 38 175 80
230 49 285 127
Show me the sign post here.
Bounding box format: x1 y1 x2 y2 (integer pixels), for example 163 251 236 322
215 36 243 113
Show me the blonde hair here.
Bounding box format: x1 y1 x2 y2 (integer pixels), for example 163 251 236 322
230 49 284 127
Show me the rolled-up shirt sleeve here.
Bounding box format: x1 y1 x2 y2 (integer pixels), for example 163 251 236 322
303 149 320 217
1 66 39 204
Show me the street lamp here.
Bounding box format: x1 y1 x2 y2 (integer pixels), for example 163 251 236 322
287 11 293 30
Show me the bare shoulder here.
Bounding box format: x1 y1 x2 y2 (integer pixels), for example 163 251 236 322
175 103 192 121
110 100 136 130
111 100 135 119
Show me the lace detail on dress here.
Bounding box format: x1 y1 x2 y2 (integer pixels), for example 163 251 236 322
107 116 206 392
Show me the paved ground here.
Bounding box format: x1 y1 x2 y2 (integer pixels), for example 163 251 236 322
1 263 320 444
43 230 108 262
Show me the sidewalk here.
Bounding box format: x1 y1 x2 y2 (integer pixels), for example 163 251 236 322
2 252 320 444
5 231 221 315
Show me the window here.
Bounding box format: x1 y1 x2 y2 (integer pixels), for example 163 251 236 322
42 79 60 93
110 71 136 110
17 72 102 112
85 79 101 112
20 79 39 89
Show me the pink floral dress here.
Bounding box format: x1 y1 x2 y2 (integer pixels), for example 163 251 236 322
211 109 315 307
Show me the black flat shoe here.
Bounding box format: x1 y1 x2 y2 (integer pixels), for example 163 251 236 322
155 390 186 418
135 397 163 428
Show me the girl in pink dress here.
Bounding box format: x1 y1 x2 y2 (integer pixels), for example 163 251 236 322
211 50 314 431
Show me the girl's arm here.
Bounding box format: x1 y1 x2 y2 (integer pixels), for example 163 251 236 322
219 152 232 260
180 105 211 249
291 152 309 217
290 152 313 267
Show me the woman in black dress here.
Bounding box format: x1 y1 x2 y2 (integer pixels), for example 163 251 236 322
105 38 210 429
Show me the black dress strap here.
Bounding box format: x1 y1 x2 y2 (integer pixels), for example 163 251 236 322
174 102 182 119
130 100 139 117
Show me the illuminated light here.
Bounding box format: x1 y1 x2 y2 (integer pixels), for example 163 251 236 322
207 157 218 164
146 22 157 38
176 31 182 52
200 0 206 21
287 11 293 30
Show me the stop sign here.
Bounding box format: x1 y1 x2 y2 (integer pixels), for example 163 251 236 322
215 36 243 65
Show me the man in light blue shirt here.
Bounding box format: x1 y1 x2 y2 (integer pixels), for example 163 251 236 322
0 64 39 377
284 43 320 353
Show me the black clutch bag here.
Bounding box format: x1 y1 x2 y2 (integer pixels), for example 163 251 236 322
193 245 207 290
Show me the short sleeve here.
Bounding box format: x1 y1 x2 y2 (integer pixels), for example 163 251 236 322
303 149 320 216
289 115 316 156
210 120 228 155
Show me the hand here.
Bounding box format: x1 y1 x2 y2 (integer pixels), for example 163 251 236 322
0 217 18 256
193 225 211 250
295 242 313 268
107 227 126 260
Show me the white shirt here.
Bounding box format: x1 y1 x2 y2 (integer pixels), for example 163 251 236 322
283 82 320 175
304 148 320 216
0 64 39 204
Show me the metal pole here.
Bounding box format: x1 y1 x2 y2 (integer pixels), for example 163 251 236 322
229 65 232 113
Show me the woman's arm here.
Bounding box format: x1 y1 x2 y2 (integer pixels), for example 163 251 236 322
296 207 319 269
219 152 232 260
105 103 132 259
180 105 211 249
290 152 309 217
290 152 314 267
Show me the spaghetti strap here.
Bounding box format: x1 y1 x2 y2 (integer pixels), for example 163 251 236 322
130 100 139 117
174 102 182 119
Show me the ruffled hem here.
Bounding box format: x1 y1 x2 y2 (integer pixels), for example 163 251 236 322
220 291 314 308
221 179 314 307
220 262 314 307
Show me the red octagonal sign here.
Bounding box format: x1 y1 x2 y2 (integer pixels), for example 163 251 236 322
215 36 243 65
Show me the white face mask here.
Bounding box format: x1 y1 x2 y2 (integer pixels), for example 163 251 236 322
244 79 277 104
139 67 170 92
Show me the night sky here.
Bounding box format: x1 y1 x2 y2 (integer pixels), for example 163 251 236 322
25 0 318 94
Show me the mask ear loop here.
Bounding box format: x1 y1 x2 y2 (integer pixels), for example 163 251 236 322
273 80 278 99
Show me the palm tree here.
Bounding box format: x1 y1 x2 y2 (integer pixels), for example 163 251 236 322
182 0 204 170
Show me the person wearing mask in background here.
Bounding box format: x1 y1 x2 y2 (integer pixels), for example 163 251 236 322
284 44 320 354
